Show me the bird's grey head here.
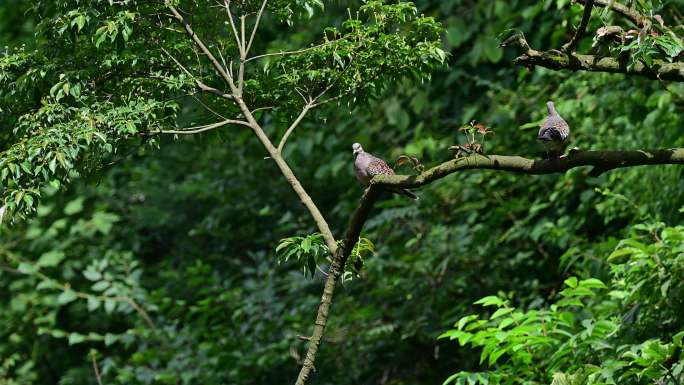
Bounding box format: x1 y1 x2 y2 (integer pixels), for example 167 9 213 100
352 143 363 156
546 101 557 115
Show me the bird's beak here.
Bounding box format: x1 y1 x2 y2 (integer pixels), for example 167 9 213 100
353 149 360 156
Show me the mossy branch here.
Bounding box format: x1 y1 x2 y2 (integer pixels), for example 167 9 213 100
513 48 684 81
371 148 684 188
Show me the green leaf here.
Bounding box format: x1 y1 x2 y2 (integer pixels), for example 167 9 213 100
607 247 635 261
37 251 66 267
91 281 110 292
474 296 504 307
301 236 312 253
58 289 78 305
104 333 119 346
579 278 607 289
64 197 84 215
490 307 513 320
564 277 578 288
489 348 507 365
87 296 101 311
17 262 38 274
104 299 116 314
68 333 86 345
83 269 102 281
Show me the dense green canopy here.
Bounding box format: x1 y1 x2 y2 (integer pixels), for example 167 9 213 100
1 0 683 384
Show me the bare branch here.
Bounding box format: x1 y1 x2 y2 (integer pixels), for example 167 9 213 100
166 4 236 89
159 119 250 135
246 0 268 55
277 102 313 154
169 2 335 253
224 0 243 55
563 0 595 52
238 14 247 92
241 14 246 54
196 83 233 100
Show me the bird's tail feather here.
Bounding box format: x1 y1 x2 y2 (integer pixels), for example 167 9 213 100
388 187 419 200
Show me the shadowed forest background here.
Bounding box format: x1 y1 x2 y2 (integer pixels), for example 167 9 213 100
1 0 684 384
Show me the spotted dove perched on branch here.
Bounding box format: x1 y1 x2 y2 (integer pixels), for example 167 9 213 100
538 101 570 158
352 143 418 200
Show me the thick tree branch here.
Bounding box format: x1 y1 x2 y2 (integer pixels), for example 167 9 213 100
563 0 594 52
295 188 381 385
514 48 684 81
371 148 684 188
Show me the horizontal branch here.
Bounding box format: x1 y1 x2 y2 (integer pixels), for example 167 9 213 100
159 119 250 135
513 45 684 82
371 148 684 187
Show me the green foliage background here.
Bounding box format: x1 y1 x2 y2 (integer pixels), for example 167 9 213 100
1 0 684 384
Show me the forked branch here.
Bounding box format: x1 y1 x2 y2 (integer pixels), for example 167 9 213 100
166 1 338 253
295 146 684 385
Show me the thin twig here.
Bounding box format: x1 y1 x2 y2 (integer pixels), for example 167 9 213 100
161 47 233 100
246 0 268 55
191 94 229 121
91 353 104 385
239 14 246 92
277 102 313 154
160 119 249 135
563 0 595 52
245 39 343 63
224 0 242 54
